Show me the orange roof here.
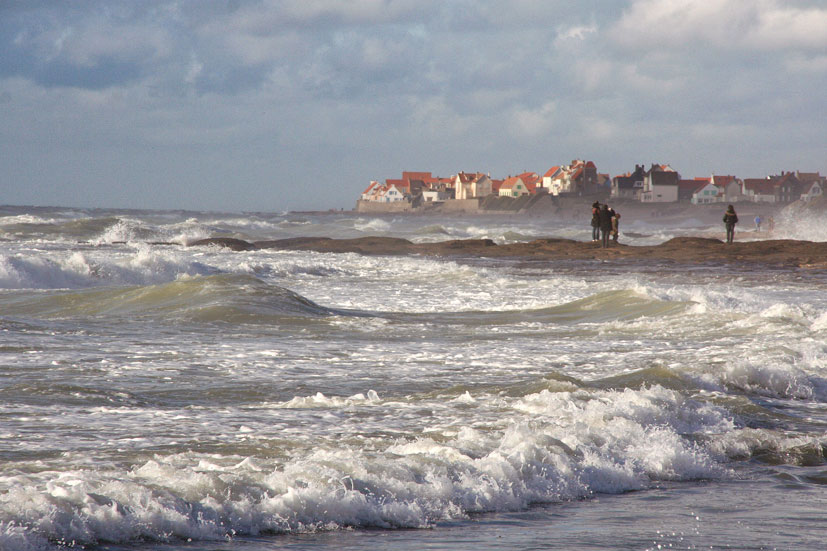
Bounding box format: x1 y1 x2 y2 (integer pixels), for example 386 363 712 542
402 171 432 181
518 172 539 183
501 176 521 189
543 166 560 178
362 181 380 195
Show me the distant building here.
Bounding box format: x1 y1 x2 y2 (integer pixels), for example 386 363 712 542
640 164 680 202
517 172 541 194
742 179 778 203
540 166 562 192
711 175 742 203
360 181 410 203
797 171 826 201
453 171 493 200
611 164 646 199
499 176 530 197
678 179 712 203
692 179 720 204
801 180 823 202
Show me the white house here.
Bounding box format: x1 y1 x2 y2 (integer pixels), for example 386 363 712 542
499 176 529 197
641 165 680 203
801 181 823 202
711 175 742 203
690 181 720 204
453 172 493 200
360 181 409 203
540 166 562 192
422 189 451 202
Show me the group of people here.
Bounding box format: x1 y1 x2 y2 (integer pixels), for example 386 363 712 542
723 205 774 244
587 202 772 248
590 202 620 248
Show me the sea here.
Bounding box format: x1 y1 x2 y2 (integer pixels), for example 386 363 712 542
1 204 825 551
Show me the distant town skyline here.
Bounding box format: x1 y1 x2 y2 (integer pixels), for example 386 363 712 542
2 1 825 212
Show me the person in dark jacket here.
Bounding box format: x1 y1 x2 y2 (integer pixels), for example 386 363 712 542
598 203 613 248
591 201 600 241
723 204 738 244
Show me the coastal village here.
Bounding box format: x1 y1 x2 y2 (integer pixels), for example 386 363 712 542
357 160 825 213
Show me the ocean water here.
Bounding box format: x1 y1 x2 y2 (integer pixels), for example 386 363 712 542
1 204 825 551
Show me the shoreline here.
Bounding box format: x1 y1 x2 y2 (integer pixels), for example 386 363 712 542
190 235 827 270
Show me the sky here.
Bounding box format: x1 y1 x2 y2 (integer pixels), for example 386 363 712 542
1 0 825 212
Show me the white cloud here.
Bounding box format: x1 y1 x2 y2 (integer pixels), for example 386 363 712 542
612 0 827 52
556 24 598 42
509 101 557 139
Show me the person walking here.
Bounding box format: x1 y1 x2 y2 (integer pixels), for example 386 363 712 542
723 204 738 244
591 201 600 242
598 203 613 248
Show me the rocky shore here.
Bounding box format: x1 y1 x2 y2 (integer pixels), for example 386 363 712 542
190 235 827 270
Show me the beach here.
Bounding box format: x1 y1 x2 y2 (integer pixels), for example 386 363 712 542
2 203 826 551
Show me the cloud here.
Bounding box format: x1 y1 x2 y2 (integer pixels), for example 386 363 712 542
556 24 598 42
509 101 557 139
0 5 172 90
0 0 824 210
612 0 827 53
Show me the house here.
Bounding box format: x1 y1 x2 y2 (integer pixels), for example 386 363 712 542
742 179 778 203
517 172 541 194
741 172 805 203
710 175 742 203
689 179 720 204
361 181 381 201
499 176 530 197
453 172 493 200
678 179 713 203
773 172 803 203
360 181 410 203
611 165 646 199
546 160 599 196
422 189 452 202
796 171 825 202
796 172 825 201
540 166 562 192
641 164 680 202
801 180 823 202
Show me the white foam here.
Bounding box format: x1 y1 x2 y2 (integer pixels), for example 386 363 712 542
0 247 218 290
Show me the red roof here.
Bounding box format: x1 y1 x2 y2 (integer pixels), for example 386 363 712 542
742 178 777 195
362 181 380 195
501 176 521 189
402 171 432 181
678 179 709 194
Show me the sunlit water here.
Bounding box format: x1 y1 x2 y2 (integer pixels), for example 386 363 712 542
1 205 826 550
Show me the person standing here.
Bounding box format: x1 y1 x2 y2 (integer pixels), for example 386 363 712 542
754 215 762 232
609 206 620 243
591 201 600 242
598 203 613 248
723 204 738 244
